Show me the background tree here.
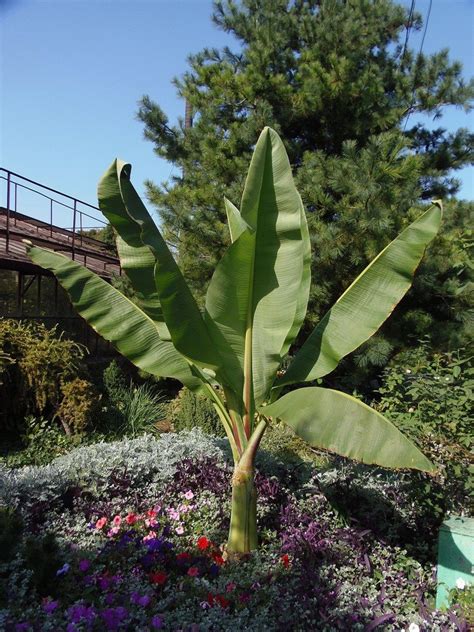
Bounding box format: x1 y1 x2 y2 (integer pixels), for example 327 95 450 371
137 0 473 385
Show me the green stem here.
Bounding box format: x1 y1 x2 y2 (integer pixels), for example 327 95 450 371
227 419 267 554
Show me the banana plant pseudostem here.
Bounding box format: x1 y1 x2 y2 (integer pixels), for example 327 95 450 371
25 127 442 554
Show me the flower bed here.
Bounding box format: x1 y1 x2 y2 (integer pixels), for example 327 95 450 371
0 431 468 631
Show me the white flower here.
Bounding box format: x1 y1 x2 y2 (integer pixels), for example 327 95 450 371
456 578 466 590
408 407 415 413
408 624 420 632
405 369 412 374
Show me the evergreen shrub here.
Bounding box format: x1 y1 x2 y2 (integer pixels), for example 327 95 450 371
169 388 225 437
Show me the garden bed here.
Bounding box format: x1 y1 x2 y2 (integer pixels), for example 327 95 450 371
0 431 468 631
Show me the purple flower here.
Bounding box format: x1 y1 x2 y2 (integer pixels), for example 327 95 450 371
43 599 59 614
99 576 111 591
67 604 97 624
79 559 91 572
138 595 151 607
15 624 30 632
105 593 116 605
151 615 164 629
67 625 76 632
56 562 70 576
101 607 128 630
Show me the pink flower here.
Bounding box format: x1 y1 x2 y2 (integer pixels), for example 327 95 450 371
187 566 199 577
226 582 236 593
107 526 120 537
112 515 122 527
95 517 107 530
143 531 157 542
168 509 180 521
145 518 158 528
184 490 194 500
175 525 184 535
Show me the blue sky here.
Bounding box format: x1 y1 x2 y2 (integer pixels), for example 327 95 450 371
0 0 472 228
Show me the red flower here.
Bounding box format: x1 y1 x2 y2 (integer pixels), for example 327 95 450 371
197 536 210 551
187 566 199 577
212 552 225 566
215 594 230 608
176 552 192 562
280 554 290 568
125 513 137 525
207 592 215 606
149 571 167 585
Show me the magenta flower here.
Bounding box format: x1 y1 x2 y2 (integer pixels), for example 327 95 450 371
184 490 194 500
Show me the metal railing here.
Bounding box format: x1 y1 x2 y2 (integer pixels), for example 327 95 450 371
0 167 115 258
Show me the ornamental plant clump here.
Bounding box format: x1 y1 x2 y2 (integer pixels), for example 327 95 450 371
25 127 442 554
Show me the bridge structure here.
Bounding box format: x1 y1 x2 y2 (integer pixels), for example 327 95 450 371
0 168 121 353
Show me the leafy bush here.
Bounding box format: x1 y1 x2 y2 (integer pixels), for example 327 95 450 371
373 343 473 522
57 378 100 435
0 433 467 631
0 319 95 436
1 416 78 468
448 584 474 627
377 342 473 449
169 388 225 437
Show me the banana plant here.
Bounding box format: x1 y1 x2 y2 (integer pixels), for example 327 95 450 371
25 127 442 554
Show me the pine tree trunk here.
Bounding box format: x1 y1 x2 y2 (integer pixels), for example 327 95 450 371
227 461 257 553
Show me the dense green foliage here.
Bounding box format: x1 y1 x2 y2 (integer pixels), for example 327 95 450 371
138 0 473 377
169 387 225 437
377 343 473 450
0 319 97 437
373 343 473 525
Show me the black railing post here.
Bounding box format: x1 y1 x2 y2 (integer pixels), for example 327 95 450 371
50 199 53 236
6 171 11 252
14 182 18 226
72 200 77 260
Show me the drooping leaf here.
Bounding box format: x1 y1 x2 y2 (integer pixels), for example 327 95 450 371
224 198 249 243
115 235 170 340
24 242 203 391
205 128 304 418
260 387 435 472
98 160 225 374
278 202 443 386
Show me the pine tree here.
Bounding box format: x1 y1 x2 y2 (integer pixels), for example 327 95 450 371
137 0 473 380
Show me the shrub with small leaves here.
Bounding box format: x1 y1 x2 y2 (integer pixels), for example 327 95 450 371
0 319 88 434
169 388 224 437
57 378 100 435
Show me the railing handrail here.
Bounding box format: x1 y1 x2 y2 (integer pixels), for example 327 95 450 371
0 167 100 212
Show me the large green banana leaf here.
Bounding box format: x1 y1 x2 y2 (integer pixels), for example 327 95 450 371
260 387 435 472
277 203 442 387
98 160 224 374
204 127 305 415
115 235 170 340
24 242 203 391
279 202 311 361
